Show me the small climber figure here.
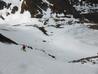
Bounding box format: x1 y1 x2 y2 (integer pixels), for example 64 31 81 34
21 44 33 52
22 44 26 52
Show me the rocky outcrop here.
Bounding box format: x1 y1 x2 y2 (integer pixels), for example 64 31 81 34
11 6 18 14
48 0 72 14
0 0 7 10
20 0 98 24
0 0 11 10
82 0 98 4
81 12 98 23
69 54 98 64
88 25 98 30
0 33 18 45
21 0 75 18
21 0 48 17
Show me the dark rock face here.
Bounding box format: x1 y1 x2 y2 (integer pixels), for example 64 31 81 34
82 0 98 4
21 0 74 18
21 0 98 24
69 55 98 64
81 13 98 23
88 25 98 30
0 0 12 10
0 0 7 10
49 0 72 14
0 0 19 18
11 6 18 14
0 33 18 45
21 0 48 17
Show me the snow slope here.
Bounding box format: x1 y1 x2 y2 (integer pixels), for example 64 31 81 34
0 11 98 74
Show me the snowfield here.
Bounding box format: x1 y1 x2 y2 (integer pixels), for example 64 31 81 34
0 7 98 74
0 11 98 74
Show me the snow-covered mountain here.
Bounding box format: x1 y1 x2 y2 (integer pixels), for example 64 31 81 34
0 0 98 74
25 0 98 24
1 0 98 23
